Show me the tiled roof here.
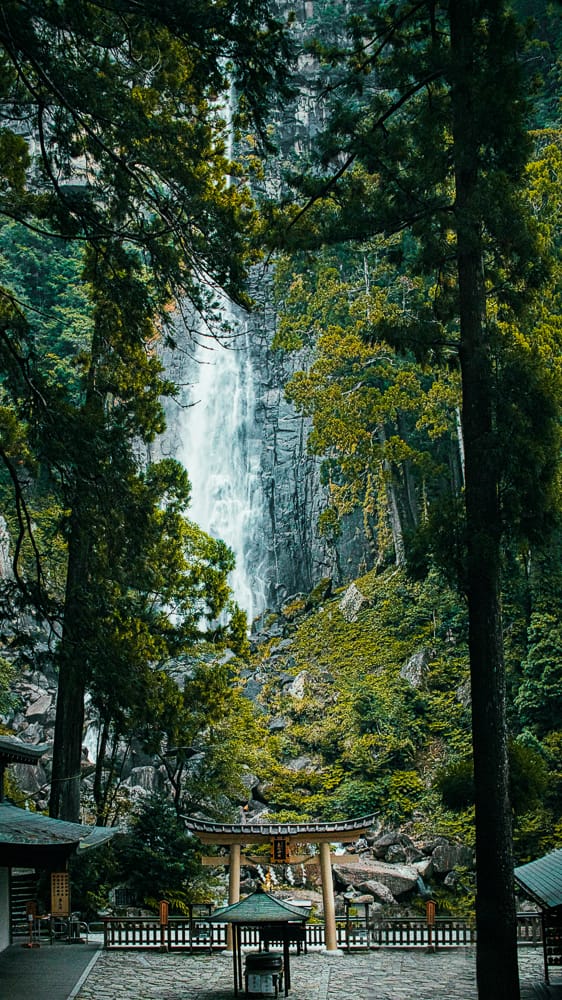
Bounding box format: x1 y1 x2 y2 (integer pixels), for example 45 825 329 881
0 736 49 765
209 888 310 924
0 802 119 851
183 813 377 842
514 849 562 910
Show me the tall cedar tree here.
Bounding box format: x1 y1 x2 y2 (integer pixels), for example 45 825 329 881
263 2 559 997
0 1 291 822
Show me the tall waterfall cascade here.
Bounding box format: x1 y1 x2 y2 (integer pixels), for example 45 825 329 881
158 10 371 622
177 311 268 624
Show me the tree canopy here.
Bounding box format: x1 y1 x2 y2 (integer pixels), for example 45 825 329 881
262 3 562 998
0 0 291 822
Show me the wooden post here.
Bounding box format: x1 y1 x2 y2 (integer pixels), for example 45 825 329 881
159 899 169 952
227 843 241 951
319 842 338 952
426 899 436 952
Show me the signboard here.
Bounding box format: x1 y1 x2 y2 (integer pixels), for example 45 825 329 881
271 837 290 863
51 871 70 917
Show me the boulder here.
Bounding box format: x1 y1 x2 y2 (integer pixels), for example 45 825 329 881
456 679 471 708
25 693 52 718
371 831 410 859
444 871 461 889
242 677 264 702
333 859 419 898
400 650 432 689
11 762 48 795
287 755 315 772
268 716 287 732
357 879 397 905
0 516 12 579
413 858 434 880
339 583 370 623
386 844 407 864
270 638 294 655
431 842 474 873
284 671 307 698
241 771 261 793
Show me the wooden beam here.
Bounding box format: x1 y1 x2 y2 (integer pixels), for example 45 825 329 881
201 851 358 867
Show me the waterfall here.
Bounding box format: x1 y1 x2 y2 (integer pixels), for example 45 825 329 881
177 311 268 625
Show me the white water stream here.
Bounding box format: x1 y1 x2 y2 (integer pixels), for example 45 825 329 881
177 314 267 624
176 86 269 625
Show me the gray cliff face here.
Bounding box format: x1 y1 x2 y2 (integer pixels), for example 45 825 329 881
158 296 371 620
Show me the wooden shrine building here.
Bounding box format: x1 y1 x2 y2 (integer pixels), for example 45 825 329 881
0 735 118 952
183 813 377 952
515 848 562 985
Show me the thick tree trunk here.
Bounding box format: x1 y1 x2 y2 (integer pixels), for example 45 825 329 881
449 3 520 998
49 507 91 821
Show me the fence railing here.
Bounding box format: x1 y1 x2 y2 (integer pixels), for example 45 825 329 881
369 917 475 949
102 911 542 952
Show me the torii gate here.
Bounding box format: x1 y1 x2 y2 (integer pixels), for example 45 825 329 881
183 813 377 951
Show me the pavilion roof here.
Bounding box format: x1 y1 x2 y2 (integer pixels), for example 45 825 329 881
209 888 310 925
0 735 49 765
0 801 120 866
183 812 377 845
515 849 562 910
0 802 115 850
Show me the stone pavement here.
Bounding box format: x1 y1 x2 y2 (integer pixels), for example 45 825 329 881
71 946 558 1000
1 940 560 1000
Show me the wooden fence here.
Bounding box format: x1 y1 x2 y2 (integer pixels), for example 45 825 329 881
102 912 542 952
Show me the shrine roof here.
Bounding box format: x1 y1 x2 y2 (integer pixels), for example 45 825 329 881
0 735 49 765
515 849 562 911
209 888 310 924
0 801 121 867
183 812 377 844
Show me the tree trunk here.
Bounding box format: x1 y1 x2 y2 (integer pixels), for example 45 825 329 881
49 509 90 821
377 425 407 566
449 3 520 998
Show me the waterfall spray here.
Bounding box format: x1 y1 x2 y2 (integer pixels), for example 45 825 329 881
176 83 268 624
178 314 267 623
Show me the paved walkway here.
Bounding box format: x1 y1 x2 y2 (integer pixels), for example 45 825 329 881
1 940 561 1000
0 938 100 1000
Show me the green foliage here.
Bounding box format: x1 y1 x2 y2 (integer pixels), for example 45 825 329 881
0 658 14 715
117 795 205 911
516 613 562 736
0 0 291 819
254 549 560 851
273 246 463 567
258 567 472 827
436 759 475 812
435 741 549 818
70 843 122 920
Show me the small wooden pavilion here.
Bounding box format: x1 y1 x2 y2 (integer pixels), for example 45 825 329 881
515 848 562 985
184 812 377 952
209 887 309 996
0 735 118 951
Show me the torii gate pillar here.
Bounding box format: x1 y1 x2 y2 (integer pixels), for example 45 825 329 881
319 841 338 951
226 842 241 951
